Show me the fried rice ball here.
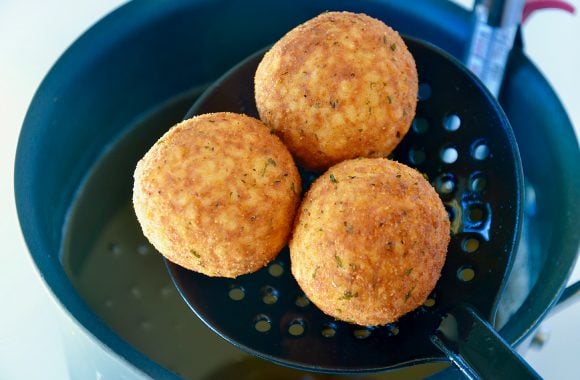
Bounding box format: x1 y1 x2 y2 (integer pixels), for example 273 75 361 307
290 158 449 325
255 12 418 172
133 112 301 278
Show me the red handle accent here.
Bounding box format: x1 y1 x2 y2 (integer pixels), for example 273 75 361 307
522 0 576 23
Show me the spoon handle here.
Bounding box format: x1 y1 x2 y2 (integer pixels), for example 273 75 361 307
430 304 541 380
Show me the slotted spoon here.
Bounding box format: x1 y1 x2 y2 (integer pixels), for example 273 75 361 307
166 37 539 379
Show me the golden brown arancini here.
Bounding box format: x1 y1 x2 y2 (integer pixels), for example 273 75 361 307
255 12 418 172
133 112 301 278
290 158 449 325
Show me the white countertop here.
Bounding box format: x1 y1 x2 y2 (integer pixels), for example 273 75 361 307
1 1 578 379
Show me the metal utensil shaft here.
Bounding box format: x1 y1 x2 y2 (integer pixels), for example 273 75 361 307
465 0 526 96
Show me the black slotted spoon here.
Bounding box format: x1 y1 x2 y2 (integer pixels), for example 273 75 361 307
166 37 539 379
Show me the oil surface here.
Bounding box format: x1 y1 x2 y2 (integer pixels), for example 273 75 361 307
66 203 245 379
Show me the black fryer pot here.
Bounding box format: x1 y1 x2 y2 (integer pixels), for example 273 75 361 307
14 0 579 378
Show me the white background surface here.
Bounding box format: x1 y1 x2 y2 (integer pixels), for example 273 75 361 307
0 0 578 379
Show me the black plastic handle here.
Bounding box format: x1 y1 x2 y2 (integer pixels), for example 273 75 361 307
430 304 542 380
549 280 580 317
